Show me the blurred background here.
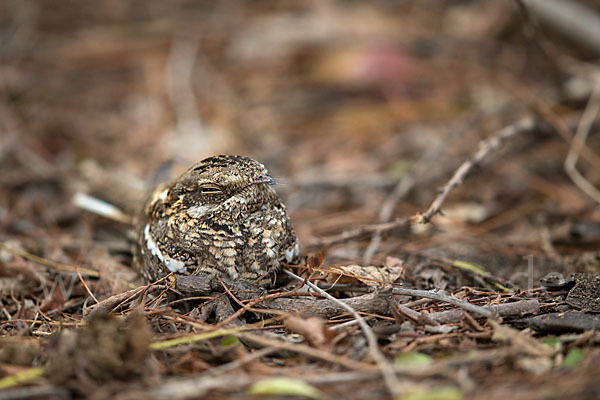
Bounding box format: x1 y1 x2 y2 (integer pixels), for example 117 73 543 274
1 0 600 277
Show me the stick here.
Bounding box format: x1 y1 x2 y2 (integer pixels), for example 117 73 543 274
393 298 539 325
429 299 539 324
252 289 391 317
175 274 390 317
363 111 486 264
283 269 402 398
564 82 600 203
416 116 537 224
391 287 494 318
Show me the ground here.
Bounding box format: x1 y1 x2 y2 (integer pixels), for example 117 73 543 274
1 1 600 399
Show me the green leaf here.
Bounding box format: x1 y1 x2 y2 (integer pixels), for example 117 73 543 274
220 335 242 347
562 348 584 368
394 351 432 369
248 377 323 399
490 282 510 292
0 367 44 390
398 386 463 400
452 260 488 276
542 337 561 350
452 260 509 292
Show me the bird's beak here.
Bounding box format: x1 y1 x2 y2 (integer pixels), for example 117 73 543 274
252 175 276 185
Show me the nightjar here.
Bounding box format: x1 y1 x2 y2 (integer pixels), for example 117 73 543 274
133 155 299 288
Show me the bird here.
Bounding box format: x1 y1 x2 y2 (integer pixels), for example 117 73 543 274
133 155 299 288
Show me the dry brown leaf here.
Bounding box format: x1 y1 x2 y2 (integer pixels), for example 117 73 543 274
284 315 335 351
326 261 404 287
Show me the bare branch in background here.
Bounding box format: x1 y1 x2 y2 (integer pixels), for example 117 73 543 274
416 116 537 224
564 82 600 203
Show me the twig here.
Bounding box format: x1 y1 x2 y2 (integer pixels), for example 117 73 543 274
252 289 391 317
238 331 378 372
363 112 485 264
390 301 427 325
283 269 402 398
309 217 409 247
177 273 499 320
416 116 537 224
532 98 600 169
361 171 419 264
212 279 318 327
418 299 539 325
215 290 324 328
85 285 152 317
316 283 373 293
176 273 391 317
391 288 494 318
564 81 600 203
313 117 540 246
217 276 254 314
0 242 99 277
76 266 99 304
149 316 285 351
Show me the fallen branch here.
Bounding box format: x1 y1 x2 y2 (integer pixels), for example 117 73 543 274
431 299 539 324
252 289 391 317
416 116 537 224
175 274 391 317
363 111 486 264
283 269 401 399
391 287 494 318
394 298 540 325
564 81 600 203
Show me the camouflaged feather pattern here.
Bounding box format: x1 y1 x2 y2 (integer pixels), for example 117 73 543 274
133 155 299 288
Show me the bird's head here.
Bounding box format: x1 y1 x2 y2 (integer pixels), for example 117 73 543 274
170 155 277 217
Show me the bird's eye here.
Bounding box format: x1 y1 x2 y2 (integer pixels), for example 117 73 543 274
199 185 222 194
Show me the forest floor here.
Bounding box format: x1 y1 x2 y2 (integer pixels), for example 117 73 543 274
1 1 600 399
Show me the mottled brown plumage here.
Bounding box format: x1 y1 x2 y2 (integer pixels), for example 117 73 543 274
133 155 299 288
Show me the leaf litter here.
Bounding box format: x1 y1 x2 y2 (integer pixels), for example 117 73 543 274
1 1 600 399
